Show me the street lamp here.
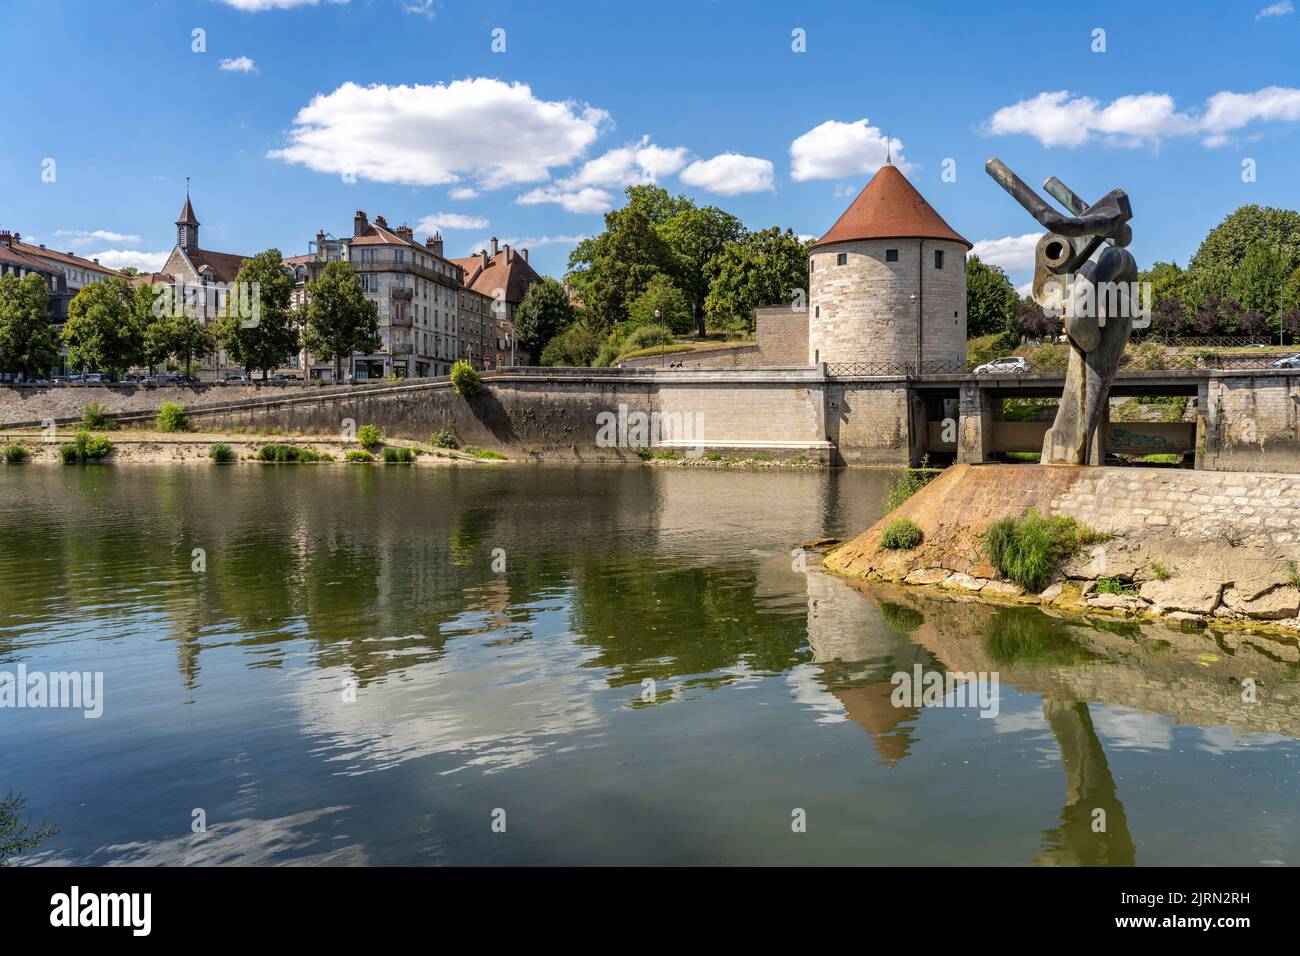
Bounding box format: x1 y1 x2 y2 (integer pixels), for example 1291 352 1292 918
655 308 663 364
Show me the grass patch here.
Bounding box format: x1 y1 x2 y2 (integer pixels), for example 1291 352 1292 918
208 443 234 463
344 450 373 463
463 446 506 460
3 444 29 464
1287 561 1300 589
257 444 324 463
1138 453 1181 464
617 343 695 361
156 401 191 433
1149 562 1171 581
382 446 415 463
883 454 938 513
1005 450 1041 463
880 517 923 551
1094 576 1139 596
80 403 117 430
982 509 1106 592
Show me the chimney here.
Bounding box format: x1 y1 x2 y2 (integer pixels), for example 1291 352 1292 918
354 211 368 237
396 224 414 242
503 244 512 263
490 237 499 256
375 214 388 229
93 258 100 265
480 249 489 269
521 247 528 261
0 230 12 248
425 232 444 257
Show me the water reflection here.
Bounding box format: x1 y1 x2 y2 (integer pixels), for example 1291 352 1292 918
2 465 1299 865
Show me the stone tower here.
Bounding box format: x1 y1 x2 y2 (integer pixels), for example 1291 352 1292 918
176 191 199 250
808 162 971 369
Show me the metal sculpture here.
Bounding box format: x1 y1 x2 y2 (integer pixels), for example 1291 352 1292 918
985 158 1140 465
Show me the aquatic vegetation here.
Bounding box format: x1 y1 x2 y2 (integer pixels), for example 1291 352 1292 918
209 443 234 463
983 510 1104 592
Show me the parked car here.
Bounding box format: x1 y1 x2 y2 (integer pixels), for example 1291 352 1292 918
972 356 1031 375
1270 354 1300 369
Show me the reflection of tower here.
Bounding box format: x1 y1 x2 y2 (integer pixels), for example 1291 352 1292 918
1035 699 1136 867
803 571 933 765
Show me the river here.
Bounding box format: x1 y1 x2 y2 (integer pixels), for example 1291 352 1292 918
2 463 1297 865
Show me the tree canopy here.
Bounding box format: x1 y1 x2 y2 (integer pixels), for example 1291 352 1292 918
0 273 59 379
302 260 380 381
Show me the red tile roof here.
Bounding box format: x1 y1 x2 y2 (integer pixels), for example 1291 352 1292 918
813 163 971 250
0 243 57 274
11 239 120 276
452 249 541 305
185 247 247 284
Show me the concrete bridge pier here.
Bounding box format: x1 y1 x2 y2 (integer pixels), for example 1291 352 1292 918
956 385 994 464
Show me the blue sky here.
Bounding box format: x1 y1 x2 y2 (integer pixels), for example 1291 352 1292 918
3 0 1300 290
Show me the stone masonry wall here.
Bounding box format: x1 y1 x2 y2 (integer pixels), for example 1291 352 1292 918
1201 374 1300 472
826 380 912 466
808 238 966 367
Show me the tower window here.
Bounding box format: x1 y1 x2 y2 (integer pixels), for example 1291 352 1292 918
836 253 847 266
934 249 944 269
885 248 898 262
815 306 820 318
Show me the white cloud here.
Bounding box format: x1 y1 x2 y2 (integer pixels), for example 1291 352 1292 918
218 56 258 74
1256 1 1293 19
986 87 1300 148
833 183 858 198
87 249 171 273
516 186 613 215
415 212 489 232
448 186 479 200
54 229 142 247
790 119 906 180
219 0 347 10
269 78 609 188
562 135 689 188
971 233 1043 272
679 153 775 195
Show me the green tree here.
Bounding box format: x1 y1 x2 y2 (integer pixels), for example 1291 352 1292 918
0 273 59 379
302 260 380 382
62 276 144 377
659 202 745 335
216 249 299 380
1231 240 1292 317
627 273 692 333
965 254 1018 338
703 228 808 332
513 276 574 359
540 317 606 367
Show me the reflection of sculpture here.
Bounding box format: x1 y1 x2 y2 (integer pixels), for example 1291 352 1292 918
986 159 1139 464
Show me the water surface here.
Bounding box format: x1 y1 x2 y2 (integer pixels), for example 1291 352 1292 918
2 464 1297 865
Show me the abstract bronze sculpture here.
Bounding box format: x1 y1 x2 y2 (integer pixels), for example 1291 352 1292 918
985 158 1140 465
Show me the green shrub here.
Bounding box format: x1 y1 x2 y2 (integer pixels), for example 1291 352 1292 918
75 431 112 461
257 444 322 463
382 446 415 463
209 443 234 463
880 517 923 550
1094 576 1138 596
344 450 373 462
463 446 506 460
883 454 937 513
356 424 383 449
431 429 458 449
2 444 29 464
450 360 482 397
1149 562 1171 582
58 444 79 464
982 509 1101 592
80 403 116 430
156 401 191 433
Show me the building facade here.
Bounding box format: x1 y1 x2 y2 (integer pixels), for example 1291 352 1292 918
807 162 970 369
452 237 540 368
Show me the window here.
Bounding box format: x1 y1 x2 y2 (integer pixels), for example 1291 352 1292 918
934 249 944 269
836 253 847 266
814 305 820 318
886 249 898 262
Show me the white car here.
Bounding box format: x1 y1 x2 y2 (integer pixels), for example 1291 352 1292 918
972 356 1030 375
1271 354 1300 369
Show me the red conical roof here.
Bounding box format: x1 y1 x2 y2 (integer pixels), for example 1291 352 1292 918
812 163 970 250
176 194 199 226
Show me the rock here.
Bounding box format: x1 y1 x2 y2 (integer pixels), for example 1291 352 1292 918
941 572 986 592
1087 592 1141 611
1061 544 1142 581
904 567 948 586
799 537 841 552
1138 578 1222 615
1164 611 1206 626
1222 585 1300 620
1038 582 1065 603
1080 580 1096 597
982 580 1025 598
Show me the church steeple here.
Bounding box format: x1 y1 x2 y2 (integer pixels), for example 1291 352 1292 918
176 179 199 249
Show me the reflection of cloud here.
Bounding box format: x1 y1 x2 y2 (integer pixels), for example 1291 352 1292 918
1092 706 1172 751
26 807 363 866
293 618 606 774
786 662 847 723
1198 725 1291 755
